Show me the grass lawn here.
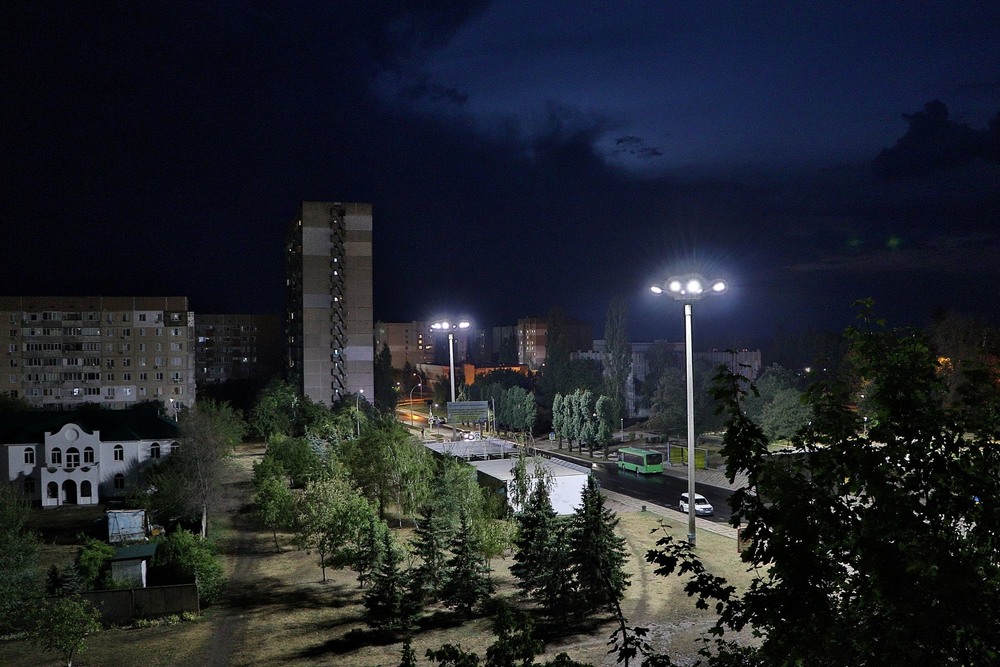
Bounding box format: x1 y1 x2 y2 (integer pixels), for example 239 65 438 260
1 444 758 666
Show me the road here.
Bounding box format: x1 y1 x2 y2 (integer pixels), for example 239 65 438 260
590 462 735 523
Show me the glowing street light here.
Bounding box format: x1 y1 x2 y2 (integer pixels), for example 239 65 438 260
650 273 727 547
430 319 472 403
409 383 422 427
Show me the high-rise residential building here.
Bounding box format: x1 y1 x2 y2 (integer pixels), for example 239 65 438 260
0 296 196 411
375 321 436 368
517 317 593 370
194 314 283 386
285 201 374 407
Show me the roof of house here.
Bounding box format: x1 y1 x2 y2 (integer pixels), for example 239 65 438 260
111 543 158 561
0 410 179 445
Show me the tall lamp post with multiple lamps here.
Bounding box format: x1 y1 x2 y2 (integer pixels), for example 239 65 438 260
650 274 727 547
430 319 471 403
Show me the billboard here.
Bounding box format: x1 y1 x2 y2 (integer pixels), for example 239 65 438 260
447 400 489 423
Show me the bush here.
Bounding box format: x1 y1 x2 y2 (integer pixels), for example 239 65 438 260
153 529 226 606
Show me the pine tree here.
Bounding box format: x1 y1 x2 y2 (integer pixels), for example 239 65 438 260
363 531 416 632
536 522 579 622
398 638 418 667
354 514 387 588
442 512 494 615
569 475 629 616
510 480 556 600
408 505 451 603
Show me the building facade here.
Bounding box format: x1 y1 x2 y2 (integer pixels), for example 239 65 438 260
1 410 179 507
374 321 436 368
195 313 283 386
0 296 196 411
517 317 593 370
286 202 374 407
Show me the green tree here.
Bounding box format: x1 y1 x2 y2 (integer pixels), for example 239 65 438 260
594 394 615 458
374 342 398 412
29 595 102 667
409 505 451 603
536 522 578 623
442 511 494 615
254 476 295 552
0 484 39 635
569 476 629 617
342 417 429 521
363 531 416 633
154 529 227 606
294 476 373 581
265 434 322 487
75 538 114 589
759 387 811 441
648 367 686 434
645 306 1000 666
603 295 632 425
354 513 389 589
510 476 557 601
248 378 300 439
551 393 565 448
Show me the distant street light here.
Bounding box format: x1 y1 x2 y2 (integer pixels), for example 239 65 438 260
356 389 364 438
430 319 472 403
650 274 727 547
409 383 422 427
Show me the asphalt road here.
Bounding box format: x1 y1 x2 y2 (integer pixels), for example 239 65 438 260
591 463 735 523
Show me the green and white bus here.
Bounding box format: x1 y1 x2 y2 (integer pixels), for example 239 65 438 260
617 447 664 474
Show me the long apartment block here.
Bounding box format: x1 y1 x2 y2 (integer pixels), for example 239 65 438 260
1 296 196 411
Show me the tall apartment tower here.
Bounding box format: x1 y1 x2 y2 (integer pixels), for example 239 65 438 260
285 202 374 407
0 296 196 411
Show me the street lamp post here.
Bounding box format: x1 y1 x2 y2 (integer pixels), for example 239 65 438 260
356 389 364 438
409 383 422 428
650 274 727 547
430 319 471 403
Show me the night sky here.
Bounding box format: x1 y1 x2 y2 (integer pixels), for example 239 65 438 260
4 2 1000 348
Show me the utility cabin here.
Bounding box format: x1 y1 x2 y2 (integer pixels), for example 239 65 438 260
110 543 158 588
469 456 589 516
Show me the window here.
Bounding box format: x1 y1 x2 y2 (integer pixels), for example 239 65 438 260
114 444 124 461
47 482 58 498
50 448 62 465
24 477 35 494
150 442 160 459
123 372 131 381
83 446 94 464
80 481 92 498
65 447 80 467
23 448 34 464
139 372 147 381
113 474 125 490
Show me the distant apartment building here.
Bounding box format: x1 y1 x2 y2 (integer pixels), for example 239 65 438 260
286 201 374 407
375 321 435 368
0 296 196 411
517 317 593 370
194 314 283 386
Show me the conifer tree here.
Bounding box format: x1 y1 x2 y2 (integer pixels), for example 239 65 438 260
398 638 418 667
536 522 579 623
510 479 557 599
442 511 494 615
569 475 629 616
363 531 416 632
408 505 451 603
354 513 388 588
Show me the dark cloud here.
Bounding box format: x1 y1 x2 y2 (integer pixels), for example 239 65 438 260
873 100 1000 180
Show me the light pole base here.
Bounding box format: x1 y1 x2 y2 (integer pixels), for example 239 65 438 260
687 533 697 546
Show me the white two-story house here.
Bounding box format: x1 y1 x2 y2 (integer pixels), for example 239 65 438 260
1 410 179 507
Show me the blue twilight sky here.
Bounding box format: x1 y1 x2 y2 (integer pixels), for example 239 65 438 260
3 2 1000 349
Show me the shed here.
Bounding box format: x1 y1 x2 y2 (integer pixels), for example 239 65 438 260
469 457 589 515
107 509 148 544
110 543 158 588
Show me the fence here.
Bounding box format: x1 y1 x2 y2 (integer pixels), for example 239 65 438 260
82 583 199 625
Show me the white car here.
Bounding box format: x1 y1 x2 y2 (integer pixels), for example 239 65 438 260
679 492 714 516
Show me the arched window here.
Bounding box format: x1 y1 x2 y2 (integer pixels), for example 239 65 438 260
149 442 160 459
50 448 62 465
47 481 58 498
23 448 35 465
24 477 35 494
171 441 180 455
80 481 92 498
83 446 95 464
65 447 80 467
113 473 125 490
113 444 124 461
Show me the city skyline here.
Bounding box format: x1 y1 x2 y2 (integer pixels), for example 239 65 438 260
4 3 1000 347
